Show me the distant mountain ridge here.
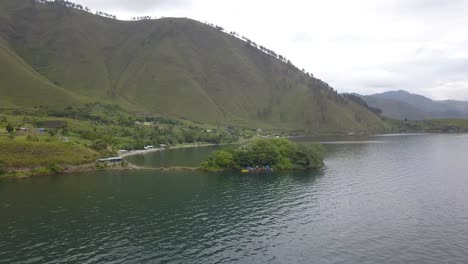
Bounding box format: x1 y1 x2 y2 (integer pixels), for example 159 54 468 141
0 0 387 133
361 90 468 120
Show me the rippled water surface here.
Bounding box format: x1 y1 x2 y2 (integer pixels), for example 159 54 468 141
1 134 468 263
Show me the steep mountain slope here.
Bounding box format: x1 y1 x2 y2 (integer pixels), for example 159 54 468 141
0 36 86 109
0 0 387 133
364 90 468 120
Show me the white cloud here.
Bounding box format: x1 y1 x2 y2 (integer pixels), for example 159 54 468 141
74 0 468 100
74 0 191 12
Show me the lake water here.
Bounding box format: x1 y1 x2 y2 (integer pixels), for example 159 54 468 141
1 134 468 263
126 145 237 168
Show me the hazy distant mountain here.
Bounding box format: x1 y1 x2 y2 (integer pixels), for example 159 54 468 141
361 95 428 120
361 90 468 120
0 0 387 133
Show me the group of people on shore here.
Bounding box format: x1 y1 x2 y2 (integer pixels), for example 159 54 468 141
245 165 273 173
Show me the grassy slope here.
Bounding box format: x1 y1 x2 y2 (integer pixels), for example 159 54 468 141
0 37 86 109
0 138 99 167
0 0 388 133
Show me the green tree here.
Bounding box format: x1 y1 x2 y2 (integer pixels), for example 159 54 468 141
201 151 235 170
6 124 14 133
91 139 108 152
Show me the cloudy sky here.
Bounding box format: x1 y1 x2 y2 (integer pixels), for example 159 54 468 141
74 0 468 100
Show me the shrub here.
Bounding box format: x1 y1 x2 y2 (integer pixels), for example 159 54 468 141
201 151 235 171
95 162 108 170
31 167 52 176
90 139 107 151
6 124 14 133
48 163 64 174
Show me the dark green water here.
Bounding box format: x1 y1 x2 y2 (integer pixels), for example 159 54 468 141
125 145 236 168
1 134 468 263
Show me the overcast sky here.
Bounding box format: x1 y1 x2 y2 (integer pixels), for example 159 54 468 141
74 0 468 100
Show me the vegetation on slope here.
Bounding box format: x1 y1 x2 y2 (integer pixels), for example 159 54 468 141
0 106 252 160
0 37 86 108
0 107 256 177
0 138 98 168
201 138 324 171
0 0 388 134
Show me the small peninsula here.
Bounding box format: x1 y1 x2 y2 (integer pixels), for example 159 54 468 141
201 138 325 171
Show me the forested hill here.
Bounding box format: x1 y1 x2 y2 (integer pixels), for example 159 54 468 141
0 0 388 133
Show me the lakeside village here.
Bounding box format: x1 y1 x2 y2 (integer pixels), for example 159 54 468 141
0 113 308 176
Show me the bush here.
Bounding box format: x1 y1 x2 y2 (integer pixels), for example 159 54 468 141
31 167 52 176
81 131 97 140
48 163 64 174
201 151 235 171
90 139 107 151
6 124 14 133
95 162 108 170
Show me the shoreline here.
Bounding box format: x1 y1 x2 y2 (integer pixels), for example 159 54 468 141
1 143 219 179
119 143 219 158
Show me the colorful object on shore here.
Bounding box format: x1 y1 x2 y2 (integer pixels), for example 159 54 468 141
243 165 273 173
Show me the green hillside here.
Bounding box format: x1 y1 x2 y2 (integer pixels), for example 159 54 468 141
0 36 86 109
0 0 388 133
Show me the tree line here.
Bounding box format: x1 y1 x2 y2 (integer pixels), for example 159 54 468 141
34 0 116 19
